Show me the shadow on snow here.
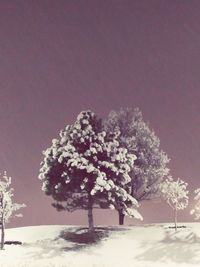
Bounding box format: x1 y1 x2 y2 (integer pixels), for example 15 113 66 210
22 227 115 259
136 227 200 264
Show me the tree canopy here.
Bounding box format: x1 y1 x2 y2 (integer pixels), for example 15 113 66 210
39 111 142 231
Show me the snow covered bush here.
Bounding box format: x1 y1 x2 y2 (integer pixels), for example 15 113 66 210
0 171 26 250
191 188 200 220
39 110 142 232
104 107 169 224
160 177 189 231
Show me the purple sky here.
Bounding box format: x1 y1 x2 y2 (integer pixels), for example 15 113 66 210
1 0 200 227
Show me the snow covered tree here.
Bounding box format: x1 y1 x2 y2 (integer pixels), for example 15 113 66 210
104 107 170 224
190 189 200 220
0 172 26 250
160 177 189 231
39 111 142 232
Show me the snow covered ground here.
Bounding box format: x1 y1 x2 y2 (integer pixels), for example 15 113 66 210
1 223 200 267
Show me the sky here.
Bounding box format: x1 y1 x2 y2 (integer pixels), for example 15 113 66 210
0 0 200 227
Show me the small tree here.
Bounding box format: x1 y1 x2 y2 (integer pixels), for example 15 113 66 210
104 107 170 224
39 111 142 232
190 189 200 220
160 177 189 231
0 172 26 250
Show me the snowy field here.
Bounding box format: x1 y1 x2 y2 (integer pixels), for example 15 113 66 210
1 223 200 267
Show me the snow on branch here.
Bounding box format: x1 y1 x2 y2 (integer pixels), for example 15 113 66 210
0 171 26 224
191 188 200 220
160 176 189 211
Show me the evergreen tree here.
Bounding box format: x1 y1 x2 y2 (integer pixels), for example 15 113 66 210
104 108 170 224
39 111 142 232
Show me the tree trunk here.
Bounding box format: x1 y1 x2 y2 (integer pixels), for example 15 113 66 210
118 210 125 225
0 220 5 250
174 208 177 231
88 195 94 233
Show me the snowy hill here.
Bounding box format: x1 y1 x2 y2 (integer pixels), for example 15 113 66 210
1 223 200 267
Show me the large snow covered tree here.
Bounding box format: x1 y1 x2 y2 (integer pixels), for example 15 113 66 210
0 172 26 250
104 108 170 224
160 177 189 231
39 111 142 232
190 189 200 220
